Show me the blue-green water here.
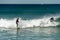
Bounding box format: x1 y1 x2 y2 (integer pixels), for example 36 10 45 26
0 4 60 40
0 27 60 40
0 4 60 19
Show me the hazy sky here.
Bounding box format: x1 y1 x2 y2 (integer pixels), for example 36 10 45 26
0 0 60 4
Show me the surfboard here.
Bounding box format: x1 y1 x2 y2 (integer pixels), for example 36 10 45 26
17 27 20 29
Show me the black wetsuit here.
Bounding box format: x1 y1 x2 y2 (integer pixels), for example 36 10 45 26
16 19 19 27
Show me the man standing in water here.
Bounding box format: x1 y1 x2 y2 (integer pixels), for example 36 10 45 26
16 18 19 29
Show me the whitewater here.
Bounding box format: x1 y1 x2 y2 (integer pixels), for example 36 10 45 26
0 16 59 29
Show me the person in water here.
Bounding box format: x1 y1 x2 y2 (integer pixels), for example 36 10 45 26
16 18 19 28
50 17 54 22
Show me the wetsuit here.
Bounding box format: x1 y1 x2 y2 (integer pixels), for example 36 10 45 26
16 18 19 27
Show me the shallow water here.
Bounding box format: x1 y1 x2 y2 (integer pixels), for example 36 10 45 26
0 27 60 40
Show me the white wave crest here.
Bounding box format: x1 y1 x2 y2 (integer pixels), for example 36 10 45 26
0 17 59 28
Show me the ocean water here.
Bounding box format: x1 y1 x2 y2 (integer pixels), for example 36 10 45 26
0 4 60 40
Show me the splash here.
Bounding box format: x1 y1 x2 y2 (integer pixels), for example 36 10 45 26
0 16 59 28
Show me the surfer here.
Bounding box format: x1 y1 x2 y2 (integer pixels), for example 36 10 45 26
50 17 54 22
16 18 19 28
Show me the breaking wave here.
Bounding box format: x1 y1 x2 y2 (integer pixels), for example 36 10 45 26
0 16 60 28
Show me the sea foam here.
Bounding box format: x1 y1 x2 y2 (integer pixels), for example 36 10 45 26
0 16 59 28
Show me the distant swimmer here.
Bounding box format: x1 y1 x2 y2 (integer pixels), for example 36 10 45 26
16 18 19 28
50 17 54 22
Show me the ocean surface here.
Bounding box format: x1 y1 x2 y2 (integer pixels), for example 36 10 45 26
0 4 60 40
